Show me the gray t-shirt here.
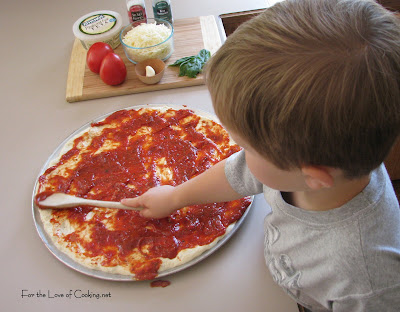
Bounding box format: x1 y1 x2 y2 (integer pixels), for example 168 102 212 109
225 150 400 311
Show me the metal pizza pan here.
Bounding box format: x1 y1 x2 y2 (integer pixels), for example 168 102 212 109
32 104 254 281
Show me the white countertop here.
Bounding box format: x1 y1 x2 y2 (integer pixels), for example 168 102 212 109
0 0 297 311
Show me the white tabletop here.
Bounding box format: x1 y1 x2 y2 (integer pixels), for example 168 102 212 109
1 0 297 311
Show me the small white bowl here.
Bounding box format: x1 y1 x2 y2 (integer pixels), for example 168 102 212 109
135 59 166 84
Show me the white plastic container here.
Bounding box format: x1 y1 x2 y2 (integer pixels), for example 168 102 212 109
73 10 123 50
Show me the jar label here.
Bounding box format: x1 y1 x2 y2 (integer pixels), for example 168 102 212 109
79 14 117 35
153 1 172 22
129 5 147 24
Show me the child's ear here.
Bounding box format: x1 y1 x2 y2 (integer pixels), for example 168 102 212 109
301 166 334 190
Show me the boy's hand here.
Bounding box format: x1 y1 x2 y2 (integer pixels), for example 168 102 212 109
121 185 181 219
121 158 244 219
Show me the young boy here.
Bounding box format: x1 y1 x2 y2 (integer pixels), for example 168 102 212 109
122 0 400 310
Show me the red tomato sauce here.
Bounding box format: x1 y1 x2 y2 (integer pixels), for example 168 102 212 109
35 108 250 280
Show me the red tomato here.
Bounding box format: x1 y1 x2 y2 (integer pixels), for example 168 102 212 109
100 53 127 85
86 42 113 73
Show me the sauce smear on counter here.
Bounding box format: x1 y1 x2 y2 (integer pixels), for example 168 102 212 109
150 280 171 288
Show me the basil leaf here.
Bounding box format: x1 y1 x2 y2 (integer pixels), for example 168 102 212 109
169 49 211 78
197 49 211 63
170 56 195 66
179 58 203 78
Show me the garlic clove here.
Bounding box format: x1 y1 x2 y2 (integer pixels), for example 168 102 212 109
145 66 156 77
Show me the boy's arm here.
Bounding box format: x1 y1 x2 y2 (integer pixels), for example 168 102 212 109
121 159 243 219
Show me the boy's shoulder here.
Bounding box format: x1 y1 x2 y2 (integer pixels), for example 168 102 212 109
355 165 400 288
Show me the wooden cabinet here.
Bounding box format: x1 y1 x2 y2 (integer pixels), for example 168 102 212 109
385 139 400 180
378 0 400 12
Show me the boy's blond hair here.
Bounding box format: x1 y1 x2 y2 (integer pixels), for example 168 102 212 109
205 0 400 178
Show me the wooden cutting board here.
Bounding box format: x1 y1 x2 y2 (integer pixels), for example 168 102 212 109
66 15 222 103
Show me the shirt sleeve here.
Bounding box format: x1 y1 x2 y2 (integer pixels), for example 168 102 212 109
224 150 264 196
